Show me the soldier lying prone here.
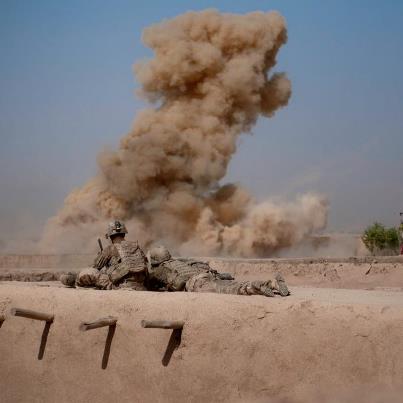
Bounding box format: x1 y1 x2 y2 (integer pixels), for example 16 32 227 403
61 221 289 297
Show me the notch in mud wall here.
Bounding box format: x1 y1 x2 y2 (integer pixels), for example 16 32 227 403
79 316 117 369
141 320 185 366
10 307 54 360
0 315 5 328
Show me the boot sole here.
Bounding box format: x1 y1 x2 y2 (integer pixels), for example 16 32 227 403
275 273 289 296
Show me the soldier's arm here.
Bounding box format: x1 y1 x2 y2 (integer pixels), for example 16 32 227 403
92 246 113 270
189 260 234 280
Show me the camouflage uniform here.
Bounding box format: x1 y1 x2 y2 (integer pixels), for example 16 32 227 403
62 221 148 290
147 246 289 297
76 240 147 290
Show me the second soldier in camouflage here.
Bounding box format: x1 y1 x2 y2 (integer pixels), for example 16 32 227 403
147 245 289 297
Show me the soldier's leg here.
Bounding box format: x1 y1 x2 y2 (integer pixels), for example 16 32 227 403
272 273 290 296
94 273 115 290
185 273 275 297
243 273 289 297
236 280 275 297
60 267 118 290
185 273 217 293
216 270 290 296
60 272 77 287
61 268 100 288
76 268 101 288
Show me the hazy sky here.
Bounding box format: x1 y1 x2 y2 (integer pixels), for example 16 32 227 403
1 0 402 241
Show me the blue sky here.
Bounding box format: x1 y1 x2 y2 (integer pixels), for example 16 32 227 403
1 0 402 240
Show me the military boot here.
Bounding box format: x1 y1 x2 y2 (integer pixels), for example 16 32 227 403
251 280 275 297
274 273 289 296
60 272 77 288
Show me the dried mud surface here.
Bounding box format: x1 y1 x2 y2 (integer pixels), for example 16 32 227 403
1 255 403 291
1 256 403 402
1 281 403 403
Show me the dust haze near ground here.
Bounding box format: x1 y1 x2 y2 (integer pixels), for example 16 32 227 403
39 9 328 256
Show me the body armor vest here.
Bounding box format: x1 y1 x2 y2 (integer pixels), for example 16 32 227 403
110 240 147 284
153 259 207 291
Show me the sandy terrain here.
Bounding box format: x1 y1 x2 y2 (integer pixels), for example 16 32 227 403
1 278 403 403
2 255 403 290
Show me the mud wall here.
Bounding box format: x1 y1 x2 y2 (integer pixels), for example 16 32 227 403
1 254 403 290
1 284 403 402
208 256 403 289
1 254 402 270
0 254 92 269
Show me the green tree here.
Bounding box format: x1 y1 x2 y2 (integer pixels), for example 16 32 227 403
362 222 400 255
385 227 400 251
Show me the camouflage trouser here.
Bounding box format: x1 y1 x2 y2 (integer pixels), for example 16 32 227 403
75 268 110 289
76 268 146 291
185 272 275 297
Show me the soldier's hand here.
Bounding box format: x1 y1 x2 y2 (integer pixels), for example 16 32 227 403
93 251 108 270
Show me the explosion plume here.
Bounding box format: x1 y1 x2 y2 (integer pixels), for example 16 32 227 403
41 9 328 256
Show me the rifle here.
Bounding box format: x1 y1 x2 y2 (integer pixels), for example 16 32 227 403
98 238 103 252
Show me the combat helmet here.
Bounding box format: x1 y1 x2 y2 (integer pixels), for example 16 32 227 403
147 245 172 266
106 220 128 239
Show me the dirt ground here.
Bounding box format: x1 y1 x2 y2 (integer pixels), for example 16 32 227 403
1 256 403 402
2 255 403 291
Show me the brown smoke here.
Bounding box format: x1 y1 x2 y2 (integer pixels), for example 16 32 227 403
41 9 328 256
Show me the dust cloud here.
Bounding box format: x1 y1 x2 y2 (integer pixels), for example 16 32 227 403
41 9 328 256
